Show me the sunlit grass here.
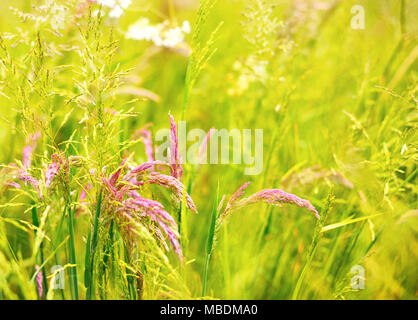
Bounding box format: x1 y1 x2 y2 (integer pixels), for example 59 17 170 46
0 0 416 300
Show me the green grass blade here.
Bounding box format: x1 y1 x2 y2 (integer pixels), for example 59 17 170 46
292 191 334 299
31 204 48 299
202 180 220 297
67 204 79 300
86 188 102 300
321 213 384 233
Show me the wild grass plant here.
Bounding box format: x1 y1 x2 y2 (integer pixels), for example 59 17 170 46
0 0 416 300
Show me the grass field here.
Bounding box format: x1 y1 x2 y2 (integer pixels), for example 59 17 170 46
0 0 416 300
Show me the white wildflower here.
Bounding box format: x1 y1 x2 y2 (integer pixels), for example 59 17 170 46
109 5 123 18
126 18 154 40
98 0 131 18
126 19 191 49
181 21 191 34
98 0 116 7
50 5 67 31
162 27 184 47
119 0 132 9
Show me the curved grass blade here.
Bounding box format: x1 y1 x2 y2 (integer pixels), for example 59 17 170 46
85 188 102 300
67 205 79 300
31 204 48 299
202 180 220 297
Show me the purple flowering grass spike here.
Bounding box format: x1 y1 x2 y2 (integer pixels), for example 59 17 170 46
4 163 41 195
198 127 215 163
156 219 183 263
6 181 21 189
146 172 197 213
224 184 320 220
136 127 155 164
35 265 43 298
22 132 40 169
154 228 170 251
76 182 92 217
128 191 177 226
102 176 121 199
168 113 183 180
18 172 40 188
123 161 167 185
79 186 88 202
121 193 183 262
17 170 41 197
45 153 63 188
223 182 250 216
109 159 127 187
100 159 189 263
129 161 166 175
22 145 33 169
242 189 320 219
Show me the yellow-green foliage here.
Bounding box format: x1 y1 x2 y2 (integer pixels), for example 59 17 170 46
0 0 416 300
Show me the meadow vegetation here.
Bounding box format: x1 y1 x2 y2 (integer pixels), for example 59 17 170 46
0 0 416 300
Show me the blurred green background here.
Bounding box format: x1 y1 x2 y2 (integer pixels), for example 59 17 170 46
0 0 416 299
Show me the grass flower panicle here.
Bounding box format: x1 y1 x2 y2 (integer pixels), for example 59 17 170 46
198 127 215 164
119 192 182 261
123 161 166 184
146 172 197 213
99 154 195 264
223 182 320 220
45 153 65 188
223 181 251 216
126 18 191 49
22 132 40 169
4 164 41 196
168 113 183 180
239 189 320 219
